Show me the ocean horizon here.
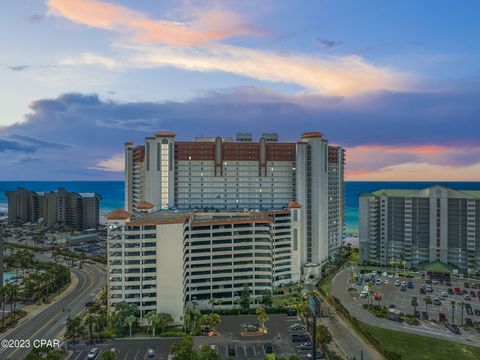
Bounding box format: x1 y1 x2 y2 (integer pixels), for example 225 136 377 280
1 181 480 235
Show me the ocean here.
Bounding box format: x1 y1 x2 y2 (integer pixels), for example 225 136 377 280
1 181 480 235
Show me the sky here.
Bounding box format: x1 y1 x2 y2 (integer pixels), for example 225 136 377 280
0 0 480 181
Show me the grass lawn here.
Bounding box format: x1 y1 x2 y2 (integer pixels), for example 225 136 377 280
362 322 480 360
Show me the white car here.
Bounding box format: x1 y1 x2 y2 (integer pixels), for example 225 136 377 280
432 279 438 284
375 279 382 285
383 279 389 285
395 280 401 286
401 281 406 287
360 291 368 298
441 291 448 297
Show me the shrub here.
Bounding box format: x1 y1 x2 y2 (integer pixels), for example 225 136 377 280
160 331 186 337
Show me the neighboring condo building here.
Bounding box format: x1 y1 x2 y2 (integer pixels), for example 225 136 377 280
110 131 345 318
6 187 101 230
359 185 480 273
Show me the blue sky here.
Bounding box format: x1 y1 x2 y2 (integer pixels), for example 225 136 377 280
1 0 480 180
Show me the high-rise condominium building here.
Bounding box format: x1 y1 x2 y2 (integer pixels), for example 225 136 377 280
6 187 101 230
110 131 345 318
359 186 480 272
124 131 345 264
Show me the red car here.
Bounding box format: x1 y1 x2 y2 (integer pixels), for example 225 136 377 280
439 313 446 322
454 288 462 295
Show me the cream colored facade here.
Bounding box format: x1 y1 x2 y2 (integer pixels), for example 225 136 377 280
107 207 302 319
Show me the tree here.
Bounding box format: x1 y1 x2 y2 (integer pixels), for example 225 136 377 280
411 296 418 315
423 296 430 314
125 315 136 337
240 286 251 311
198 345 221 360
170 336 197 360
200 313 221 332
100 351 118 360
460 301 465 326
316 324 332 356
147 312 160 337
157 312 174 334
208 299 221 313
112 302 138 335
183 304 201 335
66 316 83 344
256 306 269 331
260 289 273 308
79 253 86 268
450 300 456 324
85 314 97 343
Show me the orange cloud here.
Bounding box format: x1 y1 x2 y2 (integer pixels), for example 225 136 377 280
47 0 254 45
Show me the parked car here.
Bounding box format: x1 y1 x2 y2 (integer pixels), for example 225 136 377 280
147 349 156 358
441 291 448 297
433 298 441 306
264 343 274 354
470 291 477 298
464 294 471 301
471 283 478 289
462 289 468 295
400 285 406 292
291 334 310 343
432 279 438 285
426 286 433 293
227 345 236 356
300 342 313 350
445 282 452 287
407 281 414 289
395 280 401 287
421 311 429 320
290 323 304 331
439 313 446 322
414 310 421 318
454 288 462 295
360 291 368 298
375 279 382 285
466 318 473 326
473 309 480 316
465 307 473 316
445 323 461 335
420 288 426 295
286 309 297 316
447 288 454 295
383 279 389 285
465 282 470 288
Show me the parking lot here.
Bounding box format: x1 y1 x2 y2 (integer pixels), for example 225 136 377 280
353 271 480 325
68 314 317 359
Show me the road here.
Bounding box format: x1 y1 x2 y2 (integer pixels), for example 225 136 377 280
0 258 105 360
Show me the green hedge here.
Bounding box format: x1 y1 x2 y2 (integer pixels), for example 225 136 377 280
160 331 186 337
200 307 288 315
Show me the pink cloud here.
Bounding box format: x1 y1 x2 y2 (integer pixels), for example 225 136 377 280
47 0 255 45
345 144 480 180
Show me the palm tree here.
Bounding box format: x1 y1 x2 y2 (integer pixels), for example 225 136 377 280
411 296 418 315
450 300 456 324
423 296 429 314
125 315 136 337
146 312 159 337
316 324 332 357
460 302 465 326
79 253 86 269
85 314 97 344
66 316 82 344
0 286 7 329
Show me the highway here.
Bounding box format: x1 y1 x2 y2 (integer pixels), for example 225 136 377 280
0 257 105 360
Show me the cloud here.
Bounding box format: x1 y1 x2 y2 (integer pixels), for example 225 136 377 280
64 44 411 96
48 0 412 97
353 41 426 55
91 153 124 172
8 65 31 72
26 14 43 23
316 38 344 50
1 85 479 180
47 0 255 46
